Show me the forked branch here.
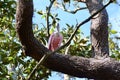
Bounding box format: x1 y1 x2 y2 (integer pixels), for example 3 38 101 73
27 1 112 79
16 0 120 80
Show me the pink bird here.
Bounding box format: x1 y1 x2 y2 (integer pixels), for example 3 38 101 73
48 24 63 51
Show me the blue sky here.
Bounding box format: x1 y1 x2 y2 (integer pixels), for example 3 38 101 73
33 0 120 37
33 0 120 79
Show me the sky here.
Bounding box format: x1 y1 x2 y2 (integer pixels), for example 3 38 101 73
33 0 120 80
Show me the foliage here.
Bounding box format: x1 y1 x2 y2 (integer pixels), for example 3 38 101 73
0 0 50 80
61 24 91 57
108 23 120 60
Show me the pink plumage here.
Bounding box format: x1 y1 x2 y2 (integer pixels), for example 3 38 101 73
48 32 63 51
48 24 63 51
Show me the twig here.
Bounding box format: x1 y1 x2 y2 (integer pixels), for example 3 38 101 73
27 0 55 79
27 54 49 80
46 0 55 37
74 0 86 3
65 44 70 55
62 2 87 14
27 1 112 80
64 44 70 80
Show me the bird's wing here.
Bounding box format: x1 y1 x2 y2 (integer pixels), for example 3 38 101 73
48 33 54 50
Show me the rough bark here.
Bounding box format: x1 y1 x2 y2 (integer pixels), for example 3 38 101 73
16 0 120 80
86 0 109 58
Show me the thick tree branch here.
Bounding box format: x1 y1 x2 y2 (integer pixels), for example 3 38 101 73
28 1 111 79
44 55 120 80
15 0 120 80
27 1 112 79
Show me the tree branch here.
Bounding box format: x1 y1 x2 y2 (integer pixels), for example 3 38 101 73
27 1 112 79
46 0 55 37
74 0 86 3
44 55 120 80
61 2 87 14
15 0 120 80
27 54 49 80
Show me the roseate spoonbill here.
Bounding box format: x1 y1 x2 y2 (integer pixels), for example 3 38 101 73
48 23 63 51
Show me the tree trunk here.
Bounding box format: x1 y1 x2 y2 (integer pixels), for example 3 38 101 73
86 0 109 58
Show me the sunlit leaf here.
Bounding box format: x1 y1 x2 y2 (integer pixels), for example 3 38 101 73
111 30 117 34
50 26 55 34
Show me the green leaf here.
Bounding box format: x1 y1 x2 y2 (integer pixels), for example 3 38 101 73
37 10 43 15
8 57 13 61
111 30 117 34
0 32 5 38
50 26 55 34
